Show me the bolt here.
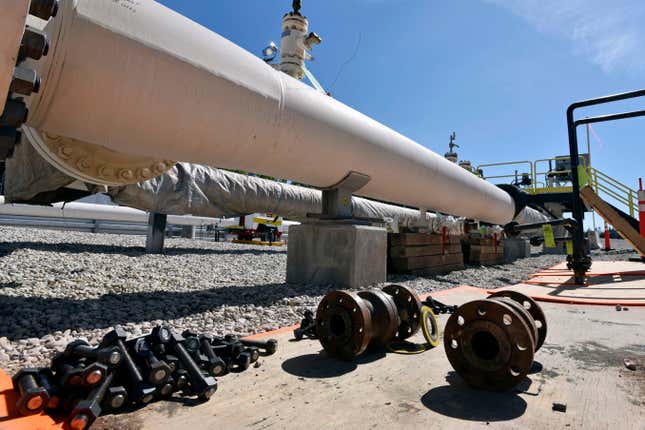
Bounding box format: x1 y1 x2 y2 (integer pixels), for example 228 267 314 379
65 339 122 367
69 414 89 430
244 347 260 363
10 67 40 95
29 0 59 20
19 26 49 62
133 337 172 385
239 338 278 356
12 368 50 416
0 127 21 160
0 99 28 128
100 327 155 403
36 370 60 410
102 386 127 410
51 355 85 388
198 336 228 377
155 326 217 400
67 372 114 430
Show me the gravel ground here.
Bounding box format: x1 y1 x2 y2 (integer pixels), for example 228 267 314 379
0 226 638 374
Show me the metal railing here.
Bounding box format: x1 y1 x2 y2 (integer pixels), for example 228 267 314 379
476 160 534 186
589 167 637 218
478 158 637 217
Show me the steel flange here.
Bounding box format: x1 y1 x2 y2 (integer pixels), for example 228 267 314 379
487 290 547 350
382 284 423 341
444 299 536 391
315 291 373 360
357 290 400 345
488 296 538 351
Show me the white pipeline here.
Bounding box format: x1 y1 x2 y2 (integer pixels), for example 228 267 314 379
23 0 517 225
0 197 222 227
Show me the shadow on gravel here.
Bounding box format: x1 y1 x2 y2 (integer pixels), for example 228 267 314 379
0 281 331 340
0 241 286 257
421 372 528 421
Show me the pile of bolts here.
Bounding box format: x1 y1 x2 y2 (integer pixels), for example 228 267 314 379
11 325 278 430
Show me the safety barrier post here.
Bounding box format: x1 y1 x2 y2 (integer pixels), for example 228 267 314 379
604 222 611 251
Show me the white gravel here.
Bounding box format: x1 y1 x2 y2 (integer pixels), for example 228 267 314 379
0 226 638 374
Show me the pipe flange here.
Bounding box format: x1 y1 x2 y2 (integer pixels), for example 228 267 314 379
23 126 175 186
382 284 423 341
487 291 547 350
488 296 538 351
444 299 535 391
316 291 372 360
357 290 400 345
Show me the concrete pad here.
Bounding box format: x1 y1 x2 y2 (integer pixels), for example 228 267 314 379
534 260 645 277
497 260 645 306
97 288 645 430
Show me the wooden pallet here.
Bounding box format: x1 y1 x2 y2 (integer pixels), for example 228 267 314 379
464 241 504 265
388 233 464 274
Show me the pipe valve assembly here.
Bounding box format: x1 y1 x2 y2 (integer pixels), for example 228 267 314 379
444 291 547 391
315 285 425 360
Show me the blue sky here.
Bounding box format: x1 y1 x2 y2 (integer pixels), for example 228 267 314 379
157 0 644 208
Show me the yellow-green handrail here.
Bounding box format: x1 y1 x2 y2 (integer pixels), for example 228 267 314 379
589 167 637 217
476 157 637 217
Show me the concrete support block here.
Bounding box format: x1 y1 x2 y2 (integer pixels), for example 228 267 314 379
503 237 530 263
542 241 567 255
587 231 600 250
287 223 387 288
181 225 196 239
146 212 167 253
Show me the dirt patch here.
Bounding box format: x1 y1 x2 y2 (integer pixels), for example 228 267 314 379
566 341 645 370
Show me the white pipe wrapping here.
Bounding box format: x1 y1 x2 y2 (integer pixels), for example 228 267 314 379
108 163 465 235
0 197 221 226
24 0 516 225
514 206 551 225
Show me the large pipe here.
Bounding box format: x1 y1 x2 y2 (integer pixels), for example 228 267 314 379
22 0 517 225
0 196 222 227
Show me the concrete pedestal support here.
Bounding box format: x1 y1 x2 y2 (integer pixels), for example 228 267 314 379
146 212 167 253
181 225 196 239
503 237 531 263
286 222 387 288
542 241 567 255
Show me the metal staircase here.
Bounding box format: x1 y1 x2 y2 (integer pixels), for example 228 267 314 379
580 186 645 257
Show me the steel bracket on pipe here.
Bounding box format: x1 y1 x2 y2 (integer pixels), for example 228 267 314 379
309 171 379 222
